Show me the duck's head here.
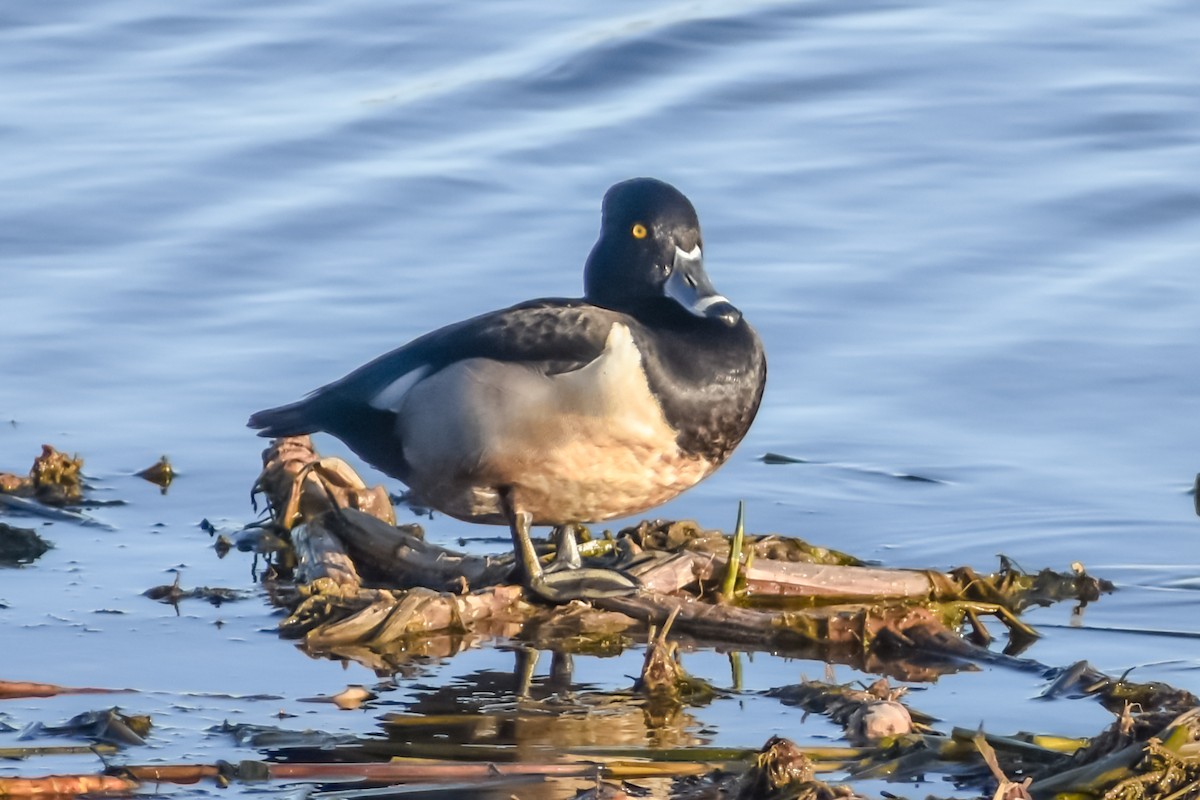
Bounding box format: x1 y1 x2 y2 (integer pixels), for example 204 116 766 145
584 178 741 327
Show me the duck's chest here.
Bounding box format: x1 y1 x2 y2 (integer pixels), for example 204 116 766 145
632 319 767 466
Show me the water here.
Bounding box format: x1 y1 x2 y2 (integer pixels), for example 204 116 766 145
2 0 1199 794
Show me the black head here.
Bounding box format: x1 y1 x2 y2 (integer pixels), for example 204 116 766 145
584 178 741 327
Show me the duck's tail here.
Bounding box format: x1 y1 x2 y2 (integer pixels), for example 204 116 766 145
247 397 322 438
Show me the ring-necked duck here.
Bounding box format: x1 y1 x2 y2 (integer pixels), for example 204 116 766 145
249 178 766 601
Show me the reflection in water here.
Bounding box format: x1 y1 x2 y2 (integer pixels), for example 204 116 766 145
398 650 703 750
265 647 707 798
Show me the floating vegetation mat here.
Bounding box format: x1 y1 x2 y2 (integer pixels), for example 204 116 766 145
3 438 1198 799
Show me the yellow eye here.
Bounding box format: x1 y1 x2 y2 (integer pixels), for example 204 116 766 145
631 223 648 240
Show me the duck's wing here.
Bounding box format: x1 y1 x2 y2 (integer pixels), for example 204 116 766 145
247 299 617 440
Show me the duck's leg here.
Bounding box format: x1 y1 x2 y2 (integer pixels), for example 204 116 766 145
546 524 582 573
501 489 638 604
500 489 542 586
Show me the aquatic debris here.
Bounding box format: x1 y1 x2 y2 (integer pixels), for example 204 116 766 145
768 676 931 745
0 758 704 796
0 680 128 700
849 699 914 745
298 684 376 710
316 507 511 590
0 444 84 506
1026 706 1200 797
0 444 118 527
636 608 716 702
279 579 528 650
135 455 174 491
242 437 1114 678
273 502 992 674
622 517 863 566
769 664 1200 794
0 742 119 760
636 608 686 697
142 573 249 606
740 736 858 799
235 527 289 554
212 720 358 749
1040 659 1199 715
6 662 1196 799
674 736 862 800
625 534 1110 615
635 608 718 728
27 445 85 504
0 494 99 525
221 437 1200 799
975 731 1033 800
0 774 139 796
574 780 642 799
252 436 394 532
0 522 51 565
19 707 151 747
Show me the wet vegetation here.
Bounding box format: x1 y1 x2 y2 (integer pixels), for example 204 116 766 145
0 522 51 565
0 445 86 506
1 440 1199 799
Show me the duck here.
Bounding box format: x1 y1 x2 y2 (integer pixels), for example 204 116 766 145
248 177 767 602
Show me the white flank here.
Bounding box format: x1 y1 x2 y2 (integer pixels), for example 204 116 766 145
368 365 431 411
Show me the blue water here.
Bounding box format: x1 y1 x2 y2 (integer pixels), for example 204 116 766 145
3 0 1199 794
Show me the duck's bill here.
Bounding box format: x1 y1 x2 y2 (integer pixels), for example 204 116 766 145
664 245 742 326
